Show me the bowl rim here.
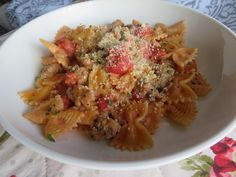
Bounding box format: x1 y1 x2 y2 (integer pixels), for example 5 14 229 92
0 0 236 170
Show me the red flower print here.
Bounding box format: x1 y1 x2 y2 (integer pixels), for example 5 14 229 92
209 137 236 177
211 142 229 154
222 137 236 148
10 175 16 177
213 155 236 173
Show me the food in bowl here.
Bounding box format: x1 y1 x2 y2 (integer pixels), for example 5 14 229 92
19 19 211 151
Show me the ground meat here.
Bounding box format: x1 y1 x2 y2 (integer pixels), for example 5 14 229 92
78 58 94 70
90 115 121 140
152 62 175 89
66 86 76 101
74 67 88 84
110 101 128 126
75 86 95 108
132 79 151 99
50 94 64 113
147 89 161 101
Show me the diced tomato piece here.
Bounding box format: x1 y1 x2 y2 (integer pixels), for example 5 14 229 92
56 38 75 57
98 95 113 111
98 98 109 111
131 90 146 101
135 25 153 37
184 60 197 72
144 44 166 62
105 44 133 75
61 95 72 109
55 83 67 95
64 72 77 85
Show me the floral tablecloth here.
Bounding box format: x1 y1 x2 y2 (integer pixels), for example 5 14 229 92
0 1 236 177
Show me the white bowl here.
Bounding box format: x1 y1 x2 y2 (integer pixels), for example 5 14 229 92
0 0 236 170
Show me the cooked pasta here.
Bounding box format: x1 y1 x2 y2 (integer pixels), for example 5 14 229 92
19 20 211 151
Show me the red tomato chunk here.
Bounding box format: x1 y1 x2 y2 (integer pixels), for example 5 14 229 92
135 25 153 37
64 72 77 85
144 44 166 62
61 95 72 109
105 44 133 75
56 38 76 57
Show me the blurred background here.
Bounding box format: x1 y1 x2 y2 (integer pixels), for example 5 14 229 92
0 0 235 36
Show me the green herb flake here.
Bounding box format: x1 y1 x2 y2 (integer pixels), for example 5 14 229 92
120 31 125 38
108 100 113 106
161 40 168 46
47 134 55 142
127 92 132 98
52 111 59 115
167 69 172 74
80 53 86 59
34 76 39 81
69 65 78 72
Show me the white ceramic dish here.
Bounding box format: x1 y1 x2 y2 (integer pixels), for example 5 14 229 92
0 0 236 170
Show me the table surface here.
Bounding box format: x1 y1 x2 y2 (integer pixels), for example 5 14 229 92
0 1 236 177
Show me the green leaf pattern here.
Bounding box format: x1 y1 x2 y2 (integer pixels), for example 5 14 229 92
181 154 213 177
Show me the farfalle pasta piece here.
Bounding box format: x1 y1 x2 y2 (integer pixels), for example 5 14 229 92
167 73 197 103
23 100 52 124
111 101 148 124
82 107 99 125
165 100 197 126
44 107 98 139
41 74 64 86
172 48 198 68
126 101 149 122
41 56 57 66
36 73 64 88
176 60 198 73
157 21 185 37
19 85 53 106
58 109 85 125
156 23 168 34
110 120 153 151
55 26 72 41
163 34 185 52
109 73 136 94
40 39 69 68
110 101 129 125
179 72 196 84
188 73 211 97
136 101 149 121
143 102 164 134
89 65 110 96
153 25 168 40
44 109 86 139
110 101 152 151
39 63 63 80
71 26 99 52
24 110 48 124
168 21 185 36
44 116 69 139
